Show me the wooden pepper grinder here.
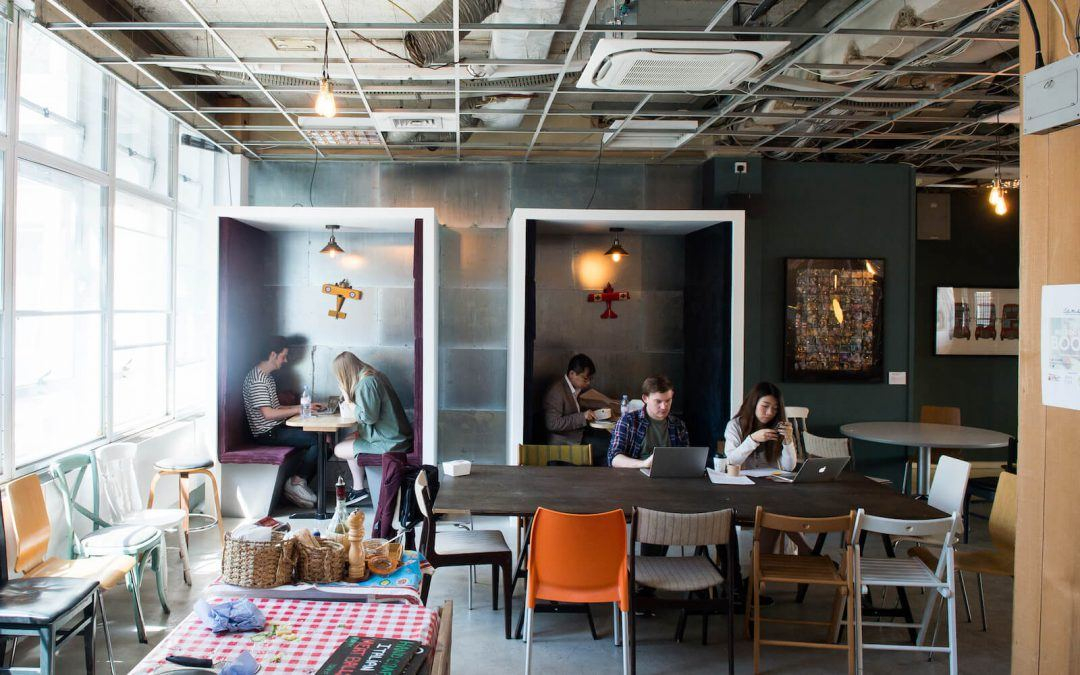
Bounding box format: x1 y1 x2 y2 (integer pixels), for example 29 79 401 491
347 511 367 581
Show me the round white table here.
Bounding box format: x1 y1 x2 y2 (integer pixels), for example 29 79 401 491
839 421 1012 496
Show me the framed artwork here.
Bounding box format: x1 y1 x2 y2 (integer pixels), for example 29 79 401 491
784 258 885 382
935 287 1019 356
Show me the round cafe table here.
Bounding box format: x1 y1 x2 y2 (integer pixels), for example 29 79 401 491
840 421 1012 496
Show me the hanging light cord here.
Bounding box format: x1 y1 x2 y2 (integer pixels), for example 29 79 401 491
322 27 331 80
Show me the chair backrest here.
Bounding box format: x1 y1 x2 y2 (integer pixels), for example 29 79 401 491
632 507 732 547
94 442 144 523
527 507 627 606
518 444 592 467
51 452 112 557
4 474 52 574
854 509 959 551
988 471 1017 552
927 455 971 514
754 506 855 543
413 472 436 559
785 406 810 459
802 431 851 459
920 405 961 426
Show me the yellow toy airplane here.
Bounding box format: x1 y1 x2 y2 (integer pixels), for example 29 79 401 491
323 279 362 319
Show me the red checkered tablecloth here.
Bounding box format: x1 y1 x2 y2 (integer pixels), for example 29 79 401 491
131 597 439 673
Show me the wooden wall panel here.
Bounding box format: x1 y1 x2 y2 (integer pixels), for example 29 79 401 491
1015 1 1080 672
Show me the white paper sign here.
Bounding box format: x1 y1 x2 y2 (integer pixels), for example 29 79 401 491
1041 284 1080 410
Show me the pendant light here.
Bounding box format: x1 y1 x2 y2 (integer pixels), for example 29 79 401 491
988 112 1008 216
315 27 337 118
604 227 629 262
320 224 344 257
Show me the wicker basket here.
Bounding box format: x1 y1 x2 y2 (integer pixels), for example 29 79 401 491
296 539 347 584
221 532 297 588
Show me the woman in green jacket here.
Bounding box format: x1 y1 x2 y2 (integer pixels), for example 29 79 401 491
332 351 413 518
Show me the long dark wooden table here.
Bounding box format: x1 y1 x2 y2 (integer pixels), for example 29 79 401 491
434 465 945 525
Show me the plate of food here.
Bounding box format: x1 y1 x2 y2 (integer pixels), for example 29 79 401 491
589 420 615 431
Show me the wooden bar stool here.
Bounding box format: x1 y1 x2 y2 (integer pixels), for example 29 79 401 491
147 458 225 550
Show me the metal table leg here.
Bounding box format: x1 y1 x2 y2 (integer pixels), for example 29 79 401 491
917 445 932 496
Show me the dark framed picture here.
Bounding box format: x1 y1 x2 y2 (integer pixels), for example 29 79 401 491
784 258 885 383
935 287 1019 356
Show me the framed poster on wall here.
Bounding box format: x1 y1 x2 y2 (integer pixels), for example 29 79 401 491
935 287 1019 356
784 258 885 382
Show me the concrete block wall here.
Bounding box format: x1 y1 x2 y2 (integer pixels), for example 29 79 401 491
249 161 702 463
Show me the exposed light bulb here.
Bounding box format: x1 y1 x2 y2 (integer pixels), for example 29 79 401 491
315 77 337 118
611 252 622 263
988 184 1002 206
994 195 1008 216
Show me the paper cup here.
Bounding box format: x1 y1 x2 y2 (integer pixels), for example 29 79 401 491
726 463 741 477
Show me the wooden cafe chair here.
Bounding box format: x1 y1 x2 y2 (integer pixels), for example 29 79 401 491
747 506 857 675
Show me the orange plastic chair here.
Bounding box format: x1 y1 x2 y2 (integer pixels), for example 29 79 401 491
524 508 630 674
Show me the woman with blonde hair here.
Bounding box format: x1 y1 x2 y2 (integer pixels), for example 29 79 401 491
332 352 413 521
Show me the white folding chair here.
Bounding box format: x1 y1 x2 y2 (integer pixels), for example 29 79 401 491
95 443 192 584
853 509 961 675
785 406 809 460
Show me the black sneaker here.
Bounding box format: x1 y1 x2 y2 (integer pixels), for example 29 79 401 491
345 489 369 507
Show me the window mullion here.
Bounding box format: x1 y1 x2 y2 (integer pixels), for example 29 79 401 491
103 74 116 442
1 17 20 479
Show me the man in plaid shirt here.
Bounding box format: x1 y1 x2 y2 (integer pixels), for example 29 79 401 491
607 375 689 468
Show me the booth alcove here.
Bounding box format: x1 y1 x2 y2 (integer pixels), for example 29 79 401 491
507 209 746 464
216 207 438 517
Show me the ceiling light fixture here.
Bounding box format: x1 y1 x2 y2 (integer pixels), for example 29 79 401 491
604 228 629 262
315 27 337 118
320 224 344 257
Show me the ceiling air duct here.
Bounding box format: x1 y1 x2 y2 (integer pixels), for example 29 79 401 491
578 39 789 92
403 0 500 66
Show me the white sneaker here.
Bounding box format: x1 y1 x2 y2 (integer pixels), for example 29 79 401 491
283 477 315 508
289 476 319 503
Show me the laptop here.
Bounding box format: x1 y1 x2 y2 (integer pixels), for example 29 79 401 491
640 446 710 478
770 456 849 483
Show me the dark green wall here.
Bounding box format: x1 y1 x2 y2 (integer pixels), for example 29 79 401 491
705 159 916 483
913 192 1019 445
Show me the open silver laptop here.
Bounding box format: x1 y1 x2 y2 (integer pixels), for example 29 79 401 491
640 446 710 478
771 456 849 483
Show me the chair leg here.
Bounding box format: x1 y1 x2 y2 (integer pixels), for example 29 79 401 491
467 568 473 611
199 468 226 549
854 582 864 674
502 561 513 640
585 604 599 640
828 587 844 644
177 525 191 586
146 471 162 508
957 571 973 623
151 542 171 613
39 626 56 675
613 603 620 647
977 573 988 632
491 565 499 611
946 589 959 675
178 473 191 550
621 611 630 675
82 596 97 675
524 607 534 673
127 569 148 644
98 591 116 675
846 589 855 675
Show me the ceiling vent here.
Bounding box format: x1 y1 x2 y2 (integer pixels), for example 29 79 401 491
602 120 698 149
270 37 318 52
297 116 382 146
371 112 460 133
578 39 789 92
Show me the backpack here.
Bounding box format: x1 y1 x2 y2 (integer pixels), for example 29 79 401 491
398 464 440 532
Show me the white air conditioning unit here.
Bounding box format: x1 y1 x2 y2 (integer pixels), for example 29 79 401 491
602 119 698 149
578 39 789 92
371 112 459 133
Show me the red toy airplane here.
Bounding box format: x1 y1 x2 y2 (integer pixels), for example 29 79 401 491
587 283 630 319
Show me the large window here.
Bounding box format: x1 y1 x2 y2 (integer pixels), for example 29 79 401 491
178 132 218 211
18 22 106 170
116 86 172 195
14 162 106 463
113 192 171 431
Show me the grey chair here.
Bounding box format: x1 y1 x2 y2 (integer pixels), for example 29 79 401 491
629 507 736 675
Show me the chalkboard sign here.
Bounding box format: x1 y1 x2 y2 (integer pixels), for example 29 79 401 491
315 636 427 675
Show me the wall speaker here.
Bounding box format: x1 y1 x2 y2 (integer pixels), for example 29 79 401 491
917 193 951 241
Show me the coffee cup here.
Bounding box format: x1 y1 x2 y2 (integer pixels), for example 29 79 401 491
714 457 728 473
726 463 741 477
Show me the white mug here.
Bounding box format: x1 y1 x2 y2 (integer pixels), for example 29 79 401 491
714 456 728 473
339 400 355 419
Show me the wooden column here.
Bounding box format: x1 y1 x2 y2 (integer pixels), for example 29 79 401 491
1014 1 1080 672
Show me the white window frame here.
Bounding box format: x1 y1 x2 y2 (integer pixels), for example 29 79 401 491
0 13 218 479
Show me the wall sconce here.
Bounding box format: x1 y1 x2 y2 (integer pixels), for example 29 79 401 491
604 227 629 262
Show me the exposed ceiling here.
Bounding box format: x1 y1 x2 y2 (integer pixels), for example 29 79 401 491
37 0 1021 183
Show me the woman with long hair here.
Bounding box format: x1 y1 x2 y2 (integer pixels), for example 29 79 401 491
332 352 413 520
724 381 797 472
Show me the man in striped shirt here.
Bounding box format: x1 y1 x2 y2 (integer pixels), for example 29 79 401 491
243 337 323 509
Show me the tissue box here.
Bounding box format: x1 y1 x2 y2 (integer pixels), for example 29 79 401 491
442 460 472 477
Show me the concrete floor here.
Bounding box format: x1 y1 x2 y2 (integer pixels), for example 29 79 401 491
15 501 1012 674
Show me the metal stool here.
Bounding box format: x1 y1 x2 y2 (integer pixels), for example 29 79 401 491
148 457 225 552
